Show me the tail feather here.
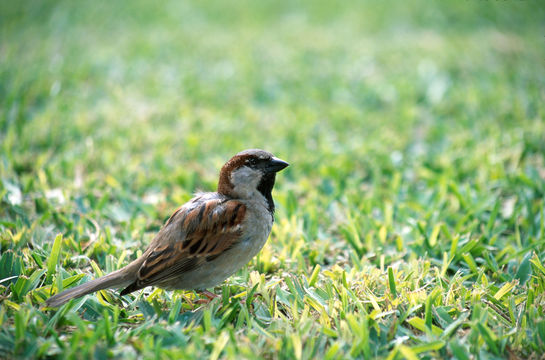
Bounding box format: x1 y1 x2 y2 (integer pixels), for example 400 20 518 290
45 269 134 307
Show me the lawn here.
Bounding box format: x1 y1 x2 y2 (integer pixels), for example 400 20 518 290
1 0 544 358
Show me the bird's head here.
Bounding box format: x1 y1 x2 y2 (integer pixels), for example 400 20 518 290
218 149 289 210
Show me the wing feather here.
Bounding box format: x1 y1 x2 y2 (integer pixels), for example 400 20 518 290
121 197 246 294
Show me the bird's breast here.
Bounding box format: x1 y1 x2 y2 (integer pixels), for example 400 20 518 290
162 197 274 290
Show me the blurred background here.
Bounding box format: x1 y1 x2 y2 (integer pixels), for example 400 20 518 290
1 0 544 266
1 0 542 181
1 0 544 260
1 0 545 358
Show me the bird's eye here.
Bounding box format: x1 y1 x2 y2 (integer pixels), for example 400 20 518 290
247 158 258 166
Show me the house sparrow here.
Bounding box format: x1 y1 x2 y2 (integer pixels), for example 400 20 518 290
45 149 288 307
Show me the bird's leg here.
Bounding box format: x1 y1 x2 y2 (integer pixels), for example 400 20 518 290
202 290 219 300
195 290 220 304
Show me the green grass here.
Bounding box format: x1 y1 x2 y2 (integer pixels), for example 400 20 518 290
1 0 545 358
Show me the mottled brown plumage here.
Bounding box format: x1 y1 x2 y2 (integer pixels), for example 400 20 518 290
121 199 247 294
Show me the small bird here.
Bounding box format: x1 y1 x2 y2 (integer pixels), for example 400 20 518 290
46 149 288 307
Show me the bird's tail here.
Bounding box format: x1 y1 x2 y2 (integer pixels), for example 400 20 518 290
45 268 135 307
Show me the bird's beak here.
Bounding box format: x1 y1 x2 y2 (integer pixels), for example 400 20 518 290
265 157 289 173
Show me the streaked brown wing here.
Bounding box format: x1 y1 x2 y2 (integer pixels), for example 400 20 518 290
120 198 246 295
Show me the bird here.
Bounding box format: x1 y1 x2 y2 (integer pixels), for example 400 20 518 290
45 149 289 307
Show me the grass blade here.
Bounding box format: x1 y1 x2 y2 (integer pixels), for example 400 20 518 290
46 234 63 284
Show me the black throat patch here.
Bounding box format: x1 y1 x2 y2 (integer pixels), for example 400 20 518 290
257 172 277 214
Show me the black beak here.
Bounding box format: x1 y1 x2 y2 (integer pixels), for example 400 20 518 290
265 157 289 173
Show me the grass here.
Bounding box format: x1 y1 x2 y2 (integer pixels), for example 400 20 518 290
1 0 545 358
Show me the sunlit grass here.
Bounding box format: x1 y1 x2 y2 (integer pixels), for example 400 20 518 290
1 0 544 358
